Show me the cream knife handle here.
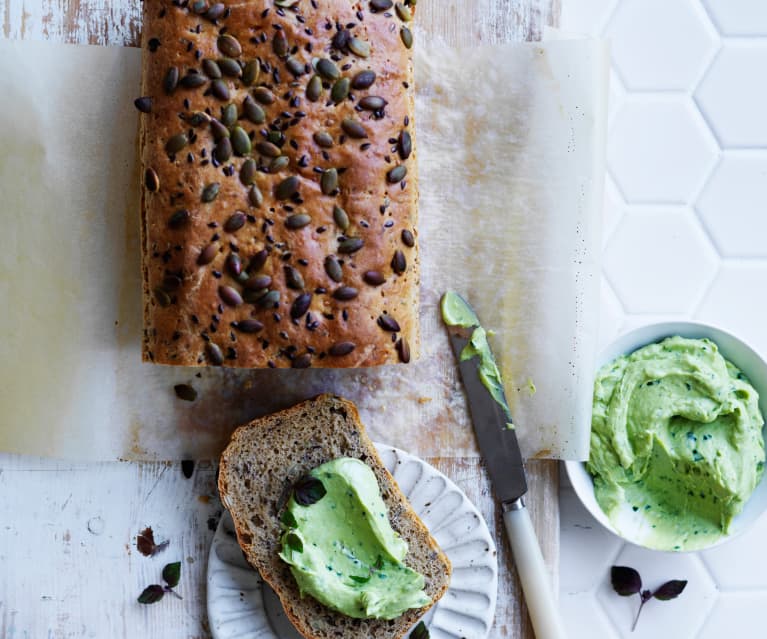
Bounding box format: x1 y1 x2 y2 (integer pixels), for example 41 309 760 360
503 500 567 639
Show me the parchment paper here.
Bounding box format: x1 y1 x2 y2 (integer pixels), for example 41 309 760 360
0 35 607 462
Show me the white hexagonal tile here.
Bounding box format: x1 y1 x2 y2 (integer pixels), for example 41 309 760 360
607 70 627 133
598 278 624 350
560 592 619 639
698 593 767 638
696 153 767 257
702 0 767 36
696 43 767 148
607 0 718 91
560 487 624 593
596 546 717 639
608 98 718 204
603 208 718 313
602 174 625 247
696 264 767 357
700 511 767 589
560 0 618 36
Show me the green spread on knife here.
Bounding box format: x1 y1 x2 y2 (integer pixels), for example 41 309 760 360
440 291 514 428
588 336 765 551
278 458 430 619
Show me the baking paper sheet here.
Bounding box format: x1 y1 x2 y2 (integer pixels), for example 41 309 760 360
0 35 607 461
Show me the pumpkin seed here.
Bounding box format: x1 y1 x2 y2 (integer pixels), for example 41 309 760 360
256 141 281 158
217 34 242 58
219 285 243 307
224 211 247 232
341 118 368 139
363 270 385 286
198 243 218 265
134 96 153 113
240 158 257 185
387 165 407 183
378 314 400 332
231 127 252 156
306 74 323 102
396 2 412 21
168 209 190 229
242 59 260 86
286 213 311 230
187 111 212 127
243 95 266 123
214 137 233 162
191 0 208 14
370 0 393 9
286 57 306 77
201 182 220 202
359 96 387 111
174 383 197 402
218 57 242 77
245 274 272 290
273 30 288 57
324 255 343 282
164 66 179 94
154 287 172 307
401 229 415 247
332 28 350 50
226 253 242 276
221 103 238 126
398 130 412 160
267 130 284 146
249 249 269 272
254 86 275 105
396 337 410 363
275 0 296 6
400 26 413 49
331 77 350 104
206 342 224 366
292 353 312 369
321 168 338 195
249 184 264 207
284 265 305 289
202 58 222 79
161 275 182 291
211 79 230 100
351 70 376 90
210 119 230 141
338 237 364 254
270 155 289 172
205 3 225 20
259 290 281 308
333 205 350 230
165 133 188 155
235 319 264 333
243 287 269 303
313 131 334 148
316 58 340 81
333 286 359 301
276 176 299 200
329 342 356 356
348 38 371 58
391 249 406 274
145 168 160 192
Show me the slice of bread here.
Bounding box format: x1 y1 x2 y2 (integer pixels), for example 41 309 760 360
218 394 452 639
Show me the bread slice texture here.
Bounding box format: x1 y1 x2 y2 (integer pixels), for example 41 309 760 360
218 395 451 639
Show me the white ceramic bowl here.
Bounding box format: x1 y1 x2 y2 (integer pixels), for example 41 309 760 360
565 321 767 551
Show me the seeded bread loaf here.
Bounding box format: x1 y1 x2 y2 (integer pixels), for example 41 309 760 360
218 395 451 638
138 0 419 368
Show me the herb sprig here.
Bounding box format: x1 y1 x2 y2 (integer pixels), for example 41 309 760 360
611 565 687 631
138 562 183 604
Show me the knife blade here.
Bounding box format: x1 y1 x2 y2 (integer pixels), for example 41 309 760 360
441 291 566 639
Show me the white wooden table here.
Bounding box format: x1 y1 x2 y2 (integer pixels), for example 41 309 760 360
0 1 560 637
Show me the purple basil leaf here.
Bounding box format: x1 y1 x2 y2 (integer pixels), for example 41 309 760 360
162 561 182 588
653 579 687 601
137 584 165 604
410 621 429 639
293 476 327 506
611 566 642 596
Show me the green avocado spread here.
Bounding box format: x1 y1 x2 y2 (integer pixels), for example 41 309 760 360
588 336 765 550
278 458 430 619
440 291 514 427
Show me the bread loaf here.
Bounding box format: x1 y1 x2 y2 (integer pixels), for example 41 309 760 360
218 394 451 639
138 0 419 368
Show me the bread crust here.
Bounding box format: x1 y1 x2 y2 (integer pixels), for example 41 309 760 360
139 0 419 368
218 395 451 639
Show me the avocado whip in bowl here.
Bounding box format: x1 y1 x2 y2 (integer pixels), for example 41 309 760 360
586 333 766 551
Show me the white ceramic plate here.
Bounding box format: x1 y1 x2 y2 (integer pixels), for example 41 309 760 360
207 444 498 639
